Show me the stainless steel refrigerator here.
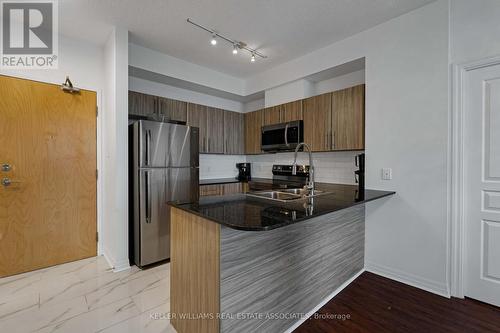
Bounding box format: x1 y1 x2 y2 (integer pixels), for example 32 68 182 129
130 120 199 267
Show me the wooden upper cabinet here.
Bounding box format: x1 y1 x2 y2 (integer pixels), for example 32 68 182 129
245 110 264 154
157 97 187 122
129 91 157 118
187 103 208 153
332 84 365 150
206 107 224 154
263 106 281 125
303 93 332 152
281 100 302 122
224 111 244 155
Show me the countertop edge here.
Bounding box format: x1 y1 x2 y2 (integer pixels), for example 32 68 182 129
169 190 396 231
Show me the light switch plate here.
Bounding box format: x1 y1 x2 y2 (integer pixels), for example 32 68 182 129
382 168 392 180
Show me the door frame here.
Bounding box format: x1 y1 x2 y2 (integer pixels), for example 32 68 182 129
450 55 500 298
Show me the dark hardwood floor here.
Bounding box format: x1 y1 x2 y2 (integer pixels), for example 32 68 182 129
295 272 500 333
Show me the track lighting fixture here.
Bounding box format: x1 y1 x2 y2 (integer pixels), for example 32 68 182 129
187 18 267 62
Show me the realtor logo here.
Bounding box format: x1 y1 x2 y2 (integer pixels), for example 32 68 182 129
1 0 58 69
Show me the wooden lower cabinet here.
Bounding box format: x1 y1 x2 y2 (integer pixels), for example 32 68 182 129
199 183 246 197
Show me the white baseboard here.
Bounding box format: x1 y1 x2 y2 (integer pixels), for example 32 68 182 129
102 246 131 273
365 261 450 298
284 269 365 333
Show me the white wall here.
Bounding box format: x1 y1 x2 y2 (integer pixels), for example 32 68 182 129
314 70 365 95
0 34 103 92
129 76 244 112
101 27 130 272
450 0 500 64
244 98 265 113
265 79 315 107
200 154 247 179
247 151 359 185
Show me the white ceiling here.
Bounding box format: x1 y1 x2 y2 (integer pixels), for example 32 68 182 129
59 0 435 78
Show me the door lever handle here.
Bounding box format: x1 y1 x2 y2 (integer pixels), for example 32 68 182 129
1 164 11 172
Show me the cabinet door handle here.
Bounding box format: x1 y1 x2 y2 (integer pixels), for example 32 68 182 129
331 131 335 150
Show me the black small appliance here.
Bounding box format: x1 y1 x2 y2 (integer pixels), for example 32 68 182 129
236 163 251 181
354 153 365 201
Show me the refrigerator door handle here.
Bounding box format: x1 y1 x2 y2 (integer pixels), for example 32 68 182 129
145 170 152 223
146 130 151 166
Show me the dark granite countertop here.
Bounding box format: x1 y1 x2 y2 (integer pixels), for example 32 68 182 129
170 183 395 231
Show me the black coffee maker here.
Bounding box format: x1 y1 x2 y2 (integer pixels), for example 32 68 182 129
236 163 251 181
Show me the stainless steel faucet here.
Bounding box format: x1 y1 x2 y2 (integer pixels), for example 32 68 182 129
292 143 315 195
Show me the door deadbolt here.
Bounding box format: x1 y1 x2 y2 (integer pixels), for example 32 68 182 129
1 164 11 172
1 178 11 186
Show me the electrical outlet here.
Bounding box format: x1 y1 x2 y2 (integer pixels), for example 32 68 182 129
382 168 392 180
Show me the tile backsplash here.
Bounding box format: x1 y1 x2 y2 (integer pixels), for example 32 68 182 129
199 154 246 179
247 151 361 185
200 151 362 185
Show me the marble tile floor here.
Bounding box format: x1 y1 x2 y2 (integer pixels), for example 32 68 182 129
0 256 176 333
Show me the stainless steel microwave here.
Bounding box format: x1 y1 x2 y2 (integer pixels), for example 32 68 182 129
261 120 304 152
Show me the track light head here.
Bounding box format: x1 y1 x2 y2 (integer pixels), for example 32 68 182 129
251 53 256 62
210 34 217 45
232 44 238 55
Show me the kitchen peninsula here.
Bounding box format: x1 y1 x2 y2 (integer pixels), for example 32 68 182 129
169 183 394 333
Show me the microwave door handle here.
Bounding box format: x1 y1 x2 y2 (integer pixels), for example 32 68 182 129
284 123 289 146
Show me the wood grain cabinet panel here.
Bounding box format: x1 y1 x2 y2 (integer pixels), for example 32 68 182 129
303 93 332 152
157 97 187 122
245 110 264 154
263 106 282 125
206 107 225 154
171 208 220 333
200 183 244 197
222 183 243 194
200 184 223 197
281 100 303 122
187 103 209 153
332 84 365 150
129 91 157 118
223 111 244 154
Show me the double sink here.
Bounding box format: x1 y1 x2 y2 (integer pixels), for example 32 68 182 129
247 188 331 202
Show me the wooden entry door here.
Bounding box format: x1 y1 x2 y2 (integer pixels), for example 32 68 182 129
464 64 500 307
0 75 97 278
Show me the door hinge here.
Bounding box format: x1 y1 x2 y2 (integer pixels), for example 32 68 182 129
96 106 98 117
96 232 99 242
96 169 98 180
